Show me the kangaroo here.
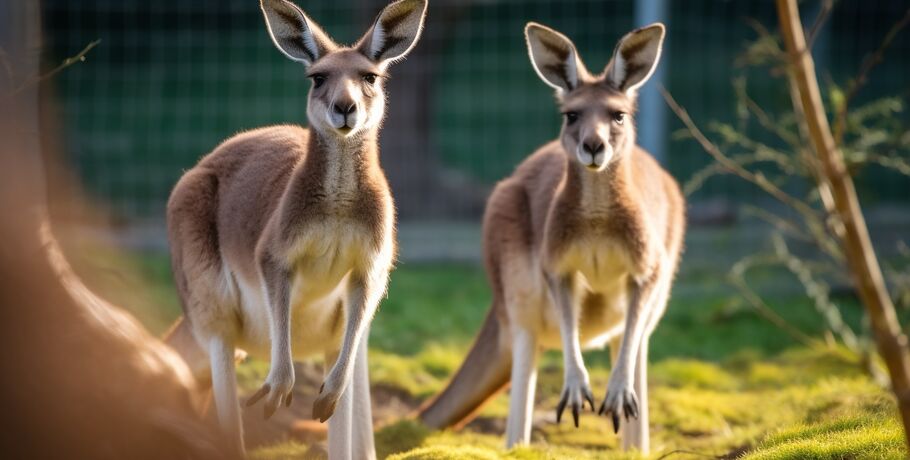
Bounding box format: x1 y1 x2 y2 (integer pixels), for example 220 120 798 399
419 22 683 454
165 0 427 456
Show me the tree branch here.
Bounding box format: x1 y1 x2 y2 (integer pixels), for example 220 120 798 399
832 8 910 144
6 39 100 97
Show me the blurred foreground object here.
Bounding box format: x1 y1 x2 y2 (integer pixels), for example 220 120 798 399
776 0 910 449
0 105 237 460
0 2 235 457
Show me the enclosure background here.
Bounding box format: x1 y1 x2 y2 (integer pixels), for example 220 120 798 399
40 0 909 258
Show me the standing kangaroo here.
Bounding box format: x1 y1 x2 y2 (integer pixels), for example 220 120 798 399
165 0 427 456
419 23 683 454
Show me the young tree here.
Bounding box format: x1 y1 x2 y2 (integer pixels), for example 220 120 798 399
776 0 910 448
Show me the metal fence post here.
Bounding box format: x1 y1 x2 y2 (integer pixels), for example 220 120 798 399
635 0 668 165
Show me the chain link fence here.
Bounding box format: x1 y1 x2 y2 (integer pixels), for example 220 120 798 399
42 0 909 233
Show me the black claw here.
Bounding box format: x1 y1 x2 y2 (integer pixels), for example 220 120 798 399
246 383 270 407
598 401 606 416
264 403 277 420
572 404 579 428
612 412 620 433
584 389 595 412
556 393 567 424
318 383 325 394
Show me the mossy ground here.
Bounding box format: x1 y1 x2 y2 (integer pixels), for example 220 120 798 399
117 253 903 459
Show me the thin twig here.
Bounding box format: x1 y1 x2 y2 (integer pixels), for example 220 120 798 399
782 58 845 249
771 234 860 351
832 8 910 144
865 152 910 177
7 39 100 97
664 86 844 261
662 88 823 225
730 276 825 350
736 81 803 149
805 0 834 50
709 122 799 174
683 154 762 196
740 205 813 243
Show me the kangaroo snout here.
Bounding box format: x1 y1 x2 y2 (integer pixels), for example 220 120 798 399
576 135 611 171
582 138 604 156
329 95 359 132
332 100 356 117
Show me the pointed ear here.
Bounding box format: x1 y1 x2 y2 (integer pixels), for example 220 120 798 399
605 23 665 94
525 23 585 94
357 0 428 65
261 0 336 65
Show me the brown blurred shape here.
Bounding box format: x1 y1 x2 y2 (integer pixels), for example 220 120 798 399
0 2 236 456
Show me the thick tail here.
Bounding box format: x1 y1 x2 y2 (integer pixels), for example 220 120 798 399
418 305 512 429
164 316 213 388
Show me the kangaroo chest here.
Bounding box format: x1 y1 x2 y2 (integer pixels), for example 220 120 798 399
547 202 640 290
558 237 633 289
281 149 390 298
288 212 382 296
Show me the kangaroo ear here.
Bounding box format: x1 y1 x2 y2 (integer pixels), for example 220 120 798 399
605 23 665 94
261 0 336 65
525 23 586 94
357 0 428 65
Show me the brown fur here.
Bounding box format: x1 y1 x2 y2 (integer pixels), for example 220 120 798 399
168 125 393 341
420 22 684 454
166 0 427 455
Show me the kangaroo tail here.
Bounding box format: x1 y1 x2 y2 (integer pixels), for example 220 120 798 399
418 304 512 429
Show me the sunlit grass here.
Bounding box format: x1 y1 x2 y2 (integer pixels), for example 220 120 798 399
363 348 901 459
745 413 904 460
120 254 903 459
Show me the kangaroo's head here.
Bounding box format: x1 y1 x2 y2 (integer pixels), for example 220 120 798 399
525 22 664 172
261 0 427 139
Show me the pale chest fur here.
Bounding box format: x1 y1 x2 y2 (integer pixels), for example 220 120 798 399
285 200 393 301
525 236 633 350
554 236 635 291
236 161 394 360
282 214 392 358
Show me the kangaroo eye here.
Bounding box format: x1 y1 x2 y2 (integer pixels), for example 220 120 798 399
311 75 326 89
363 73 378 84
613 112 626 125
564 111 579 125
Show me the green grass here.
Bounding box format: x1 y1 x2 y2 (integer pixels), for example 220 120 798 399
118 253 903 459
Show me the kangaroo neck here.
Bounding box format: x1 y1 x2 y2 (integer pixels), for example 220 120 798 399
562 150 631 214
305 128 380 194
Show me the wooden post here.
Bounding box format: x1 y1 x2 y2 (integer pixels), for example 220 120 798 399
776 0 910 448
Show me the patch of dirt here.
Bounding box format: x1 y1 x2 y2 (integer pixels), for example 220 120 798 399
720 444 752 459
464 416 506 434
242 363 424 448
371 384 422 423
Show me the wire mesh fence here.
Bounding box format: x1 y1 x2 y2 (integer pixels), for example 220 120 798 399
41 0 909 226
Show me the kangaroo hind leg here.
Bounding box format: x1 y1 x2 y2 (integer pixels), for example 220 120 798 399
505 326 539 448
209 335 244 454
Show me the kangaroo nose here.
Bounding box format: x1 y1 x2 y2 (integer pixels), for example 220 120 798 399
582 139 605 155
333 101 356 116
